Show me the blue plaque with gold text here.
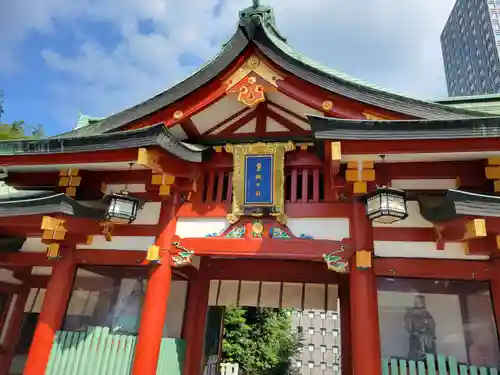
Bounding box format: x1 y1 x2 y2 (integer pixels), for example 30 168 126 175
244 155 274 206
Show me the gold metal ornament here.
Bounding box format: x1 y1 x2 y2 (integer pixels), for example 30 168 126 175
252 220 264 238
224 55 283 90
362 112 385 121
225 141 295 224
173 110 184 120
322 100 333 110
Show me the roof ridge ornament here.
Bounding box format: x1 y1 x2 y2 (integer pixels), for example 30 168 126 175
239 1 287 43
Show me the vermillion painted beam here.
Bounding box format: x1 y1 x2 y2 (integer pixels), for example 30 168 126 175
203 108 251 136
218 109 258 136
374 257 492 280
123 49 254 131
205 258 340 284
340 138 500 155
177 202 353 218
0 149 138 167
276 73 406 120
0 253 50 267
0 216 158 237
178 118 201 139
170 236 350 260
266 107 309 134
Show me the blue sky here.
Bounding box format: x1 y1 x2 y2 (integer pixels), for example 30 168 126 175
1 0 456 136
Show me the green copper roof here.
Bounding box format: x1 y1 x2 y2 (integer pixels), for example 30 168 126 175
75 112 105 130
435 94 500 115
60 2 491 138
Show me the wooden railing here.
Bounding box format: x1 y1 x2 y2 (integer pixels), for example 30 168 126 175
45 326 185 375
194 167 326 205
382 354 499 375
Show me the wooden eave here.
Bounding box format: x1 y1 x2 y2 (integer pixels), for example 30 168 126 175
0 124 209 163
418 189 500 223
309 115 500 140
0 192 105 219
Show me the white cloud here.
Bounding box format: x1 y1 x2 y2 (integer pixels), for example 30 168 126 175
1 0 456 131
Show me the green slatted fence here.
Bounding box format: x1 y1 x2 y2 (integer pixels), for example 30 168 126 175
382 354 499 375
45 326 185 375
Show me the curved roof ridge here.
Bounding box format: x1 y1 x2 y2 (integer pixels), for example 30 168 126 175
254 18 488 119
59 2 490 138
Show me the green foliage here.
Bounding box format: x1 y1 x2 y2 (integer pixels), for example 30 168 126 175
0 90 44 140
0 121 44 140
222 307 301 375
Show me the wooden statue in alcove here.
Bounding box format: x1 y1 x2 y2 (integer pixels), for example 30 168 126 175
404 295 437 360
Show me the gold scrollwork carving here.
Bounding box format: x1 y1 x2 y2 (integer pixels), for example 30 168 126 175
225 141 295 224
224 55 283 90
362 112 385 121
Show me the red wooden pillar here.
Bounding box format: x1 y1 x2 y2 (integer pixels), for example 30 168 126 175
131 199 177 375
338 275 352 375
183 262 210 375
489 259 500 341
23 252 76 375
0 287 30 375
349 202 382 375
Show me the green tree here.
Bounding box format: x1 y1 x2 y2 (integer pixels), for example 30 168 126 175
0 90 44 140
222 307 301 375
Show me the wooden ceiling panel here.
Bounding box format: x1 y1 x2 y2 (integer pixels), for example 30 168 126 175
266 91 322 117
209 109 255 135
266 117 288 132
169 124 188 140
191 95 247 135
234 118 257 134
268 104 310 130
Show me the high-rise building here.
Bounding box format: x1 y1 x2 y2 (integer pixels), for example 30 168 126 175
441 0 500 96
290 308 342 375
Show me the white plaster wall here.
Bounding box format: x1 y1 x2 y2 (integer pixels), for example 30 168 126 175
103 184 147 194
372 201 433 228
0 269 21 284
378 291 467 362
20 238 46 253
287 218 350 241
176 218 229 238
374 241 489 260
391 179 457 191
76 236 156 250
134 202 161 225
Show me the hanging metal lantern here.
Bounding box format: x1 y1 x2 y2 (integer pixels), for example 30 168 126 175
365 186 408 224
103 190 141 224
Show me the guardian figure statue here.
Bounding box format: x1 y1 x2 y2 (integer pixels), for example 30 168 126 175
404 295 437 360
